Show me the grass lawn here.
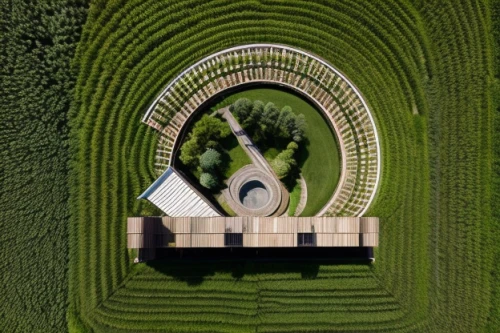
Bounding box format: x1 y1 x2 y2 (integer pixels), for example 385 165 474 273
215 194 237 217
288 180 302 216
213 87 341 216
221 134 251 179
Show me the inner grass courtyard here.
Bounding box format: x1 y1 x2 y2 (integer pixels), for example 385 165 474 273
209 86 342 216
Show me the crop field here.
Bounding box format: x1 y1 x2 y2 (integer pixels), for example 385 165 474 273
1 0 498 332
0 1 88 332
66 0 497 332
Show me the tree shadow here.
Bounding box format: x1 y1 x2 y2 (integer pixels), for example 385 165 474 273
261 136 289 152
297 137 311 169
147 260 322 285
219 135 239 177
281 169 301 192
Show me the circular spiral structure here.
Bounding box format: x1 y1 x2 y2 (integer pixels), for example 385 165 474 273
143 44 380 216
226 165 284 217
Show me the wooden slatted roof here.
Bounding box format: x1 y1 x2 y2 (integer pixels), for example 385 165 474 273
127 216 379 249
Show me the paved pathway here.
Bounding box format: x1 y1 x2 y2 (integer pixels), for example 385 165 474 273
218 107 276 177
294 174 308 216
218 106 289 216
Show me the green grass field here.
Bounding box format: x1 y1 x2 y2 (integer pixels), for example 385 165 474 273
63 1 497 331
213 87 341 216
2 0 498 332
64 1 497 332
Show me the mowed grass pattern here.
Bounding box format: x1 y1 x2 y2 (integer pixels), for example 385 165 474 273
213 87 341 216
68 0 495 332
92 263 401 333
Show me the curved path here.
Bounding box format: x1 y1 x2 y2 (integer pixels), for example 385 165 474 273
218 107 275 176
224 165 285 217
293 175 308 217
218 107 289 216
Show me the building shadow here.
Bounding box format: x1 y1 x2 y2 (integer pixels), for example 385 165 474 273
146 247 373 285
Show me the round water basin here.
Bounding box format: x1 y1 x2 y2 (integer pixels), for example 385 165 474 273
239 180 270 209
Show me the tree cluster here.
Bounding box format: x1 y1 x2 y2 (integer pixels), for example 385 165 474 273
179 115 229 189
230 98 307 143
179 115 230 168
230 98 307 180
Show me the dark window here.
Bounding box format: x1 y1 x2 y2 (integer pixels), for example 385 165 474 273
298 233 316 247
225 233 243 246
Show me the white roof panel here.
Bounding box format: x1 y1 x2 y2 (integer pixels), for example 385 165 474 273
138 167 221 217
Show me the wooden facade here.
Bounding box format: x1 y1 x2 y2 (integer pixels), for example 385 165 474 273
127 216 379 249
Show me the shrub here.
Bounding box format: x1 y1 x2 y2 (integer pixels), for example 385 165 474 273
271 143 298 179
279 148 297 166
199 149 222 172
200 172 218 189
179 138 201 167
287 141 299 150
271 158 291 179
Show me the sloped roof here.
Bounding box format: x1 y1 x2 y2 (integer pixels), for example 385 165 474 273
138 167 222 217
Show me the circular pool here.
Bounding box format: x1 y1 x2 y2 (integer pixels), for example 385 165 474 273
239 180 270 209
224 165 285 216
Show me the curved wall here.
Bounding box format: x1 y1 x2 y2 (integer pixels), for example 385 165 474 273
142 44 380 216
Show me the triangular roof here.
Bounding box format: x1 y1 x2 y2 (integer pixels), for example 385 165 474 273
138 167 222 217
